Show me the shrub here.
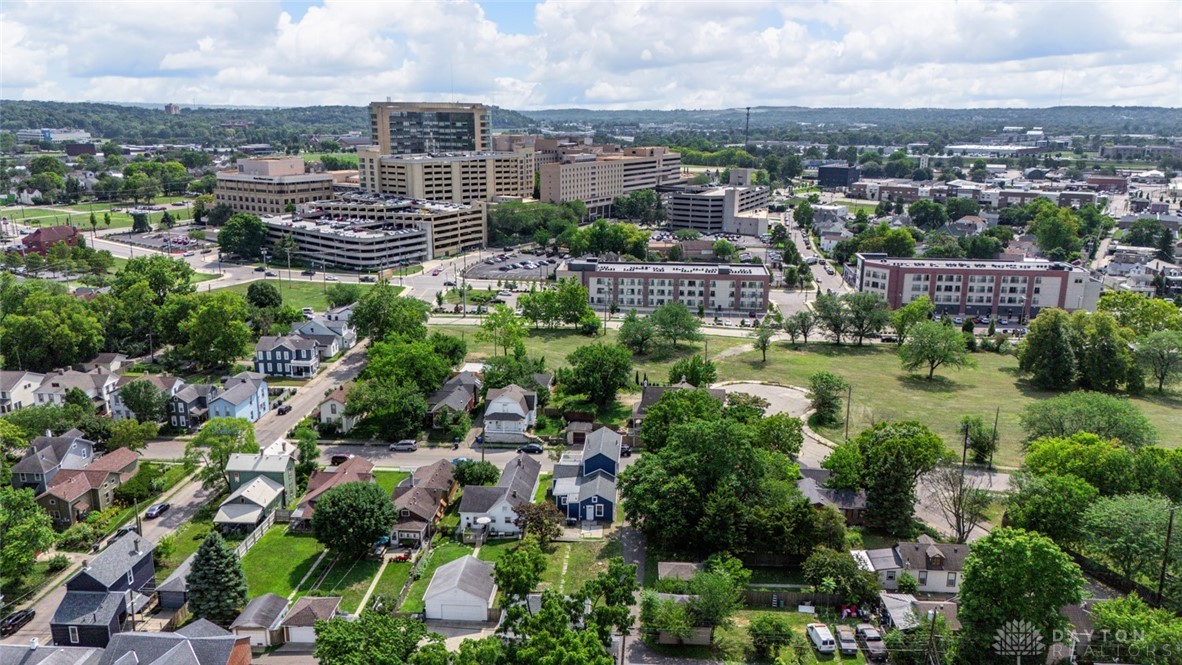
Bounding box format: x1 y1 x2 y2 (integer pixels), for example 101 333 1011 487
749 612 795 660
46 554 71 572
58 522 100 550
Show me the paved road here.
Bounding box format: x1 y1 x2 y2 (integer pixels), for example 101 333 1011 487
0 473 212 646
254 341 371 447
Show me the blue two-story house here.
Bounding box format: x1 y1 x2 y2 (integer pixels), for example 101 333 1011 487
51 532 156 647
552 426 620 524
208 372 270 423
253 335 320 378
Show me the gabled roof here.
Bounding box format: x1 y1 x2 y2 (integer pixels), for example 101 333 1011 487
97 631 244 665
225 453 292 475
173 383 218 404
84 447 139 473
797 476 866 511
0 644 103 665
423 555 495 603
583 427 621 464
45 469 112 501
222 475 284 509
896 536 970 572
321 382 351 406
634 383 725 417
114 374 183 393
394 485 439 523
231 593 289 630
72 532 154 589
36 370 116 397
210 381 258 407
52 590 124 626
0 369 45 393
281 596 341 627
428 383 473 413
299 456 374 518
13 429 92 475
255 335 318 352
175 618 231 638
411 459 454 494
24 225 80 245
486 384 536 413
578 469 616 503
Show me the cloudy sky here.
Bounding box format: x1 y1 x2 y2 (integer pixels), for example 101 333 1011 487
2 0 1179 109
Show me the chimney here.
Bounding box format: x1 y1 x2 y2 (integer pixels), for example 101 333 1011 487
512 490 517 498
82 559 90 570
133 538 142 555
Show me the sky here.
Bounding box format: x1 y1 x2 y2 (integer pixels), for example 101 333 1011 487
2 0 1180 110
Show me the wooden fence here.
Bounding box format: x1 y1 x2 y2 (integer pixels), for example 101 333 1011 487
233 511 276 559
743 590 841 609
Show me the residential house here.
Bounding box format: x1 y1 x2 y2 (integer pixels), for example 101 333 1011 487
170 383 220 430
796 465 867 526
819 229 854 253
324 302 355 325
37 447 140 528
96 627 252 665
459 453 541 537
879 592 960 632
292 456 374 529
214 475 285 533
209 372 270 422
293 316 357 359
22 225 81 254
423 555 497 622
318 384 356 434
940 216 988 239
0 644 103 665
11 428 95 494
0 370 46 414
677 239 716 261
231 593 289 649
852 535 969 595
77 353 129 374
281 596 342 645
392 459 456 544
110 375 185 422
631 381 725 432
51 533 156 648
253 335 320 378
482 384 537 442
426 372 481 428
34 370 120 413
552 427 619 524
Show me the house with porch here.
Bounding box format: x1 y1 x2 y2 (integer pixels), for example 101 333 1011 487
318 384 357 434
392 459 456 544
170 383 220 430
208 372 269 422
253 335 320 378
0 369 45 414
551 427 620 524
37 447 140 528
293 316 357 359
10 428 95 494
852 535 969 595
214 475 285 533
426 372 481 429
291 456 374 529
110 375 185 422
459 453 540 538
482 384 537 443
50 532 156 648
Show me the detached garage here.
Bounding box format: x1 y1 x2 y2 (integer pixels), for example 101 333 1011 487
424 555 497 622
281 596 342 644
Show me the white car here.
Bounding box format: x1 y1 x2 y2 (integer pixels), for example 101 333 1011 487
326 275 339 281
807 623 836 654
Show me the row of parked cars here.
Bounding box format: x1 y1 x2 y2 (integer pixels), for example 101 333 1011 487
807 622 887 661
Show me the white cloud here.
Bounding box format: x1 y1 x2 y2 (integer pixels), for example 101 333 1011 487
0 0 1178 109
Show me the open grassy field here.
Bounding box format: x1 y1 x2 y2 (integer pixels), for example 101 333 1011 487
712 341 1182 467
216 279 384 311
240 527 326 598
400 541 474 613
14 200 196 230
373 470 410 495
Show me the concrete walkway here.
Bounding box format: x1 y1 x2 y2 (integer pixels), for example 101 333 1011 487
355 555 391 613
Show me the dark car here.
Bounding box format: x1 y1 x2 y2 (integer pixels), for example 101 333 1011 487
857 623 888 662
0 609 35 637
301 269 316 276
113 524 139 539
360 275 377 282
145 503 170 519
517 443 544 454
620 445 633 457
277 405 293 415
254 266 266 272
330 453 354 465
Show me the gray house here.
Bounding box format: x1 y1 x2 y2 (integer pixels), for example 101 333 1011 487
253 335 321 378
10 429 95 494
231 592 289 649
51 533 156 648
170 383 220 431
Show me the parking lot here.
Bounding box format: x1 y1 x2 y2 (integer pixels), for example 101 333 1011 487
462 249 562 280
115 224 218 256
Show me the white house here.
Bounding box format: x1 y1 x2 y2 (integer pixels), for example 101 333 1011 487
483 384 537 443
458 453 541 537
0 370 46 414
424 555 497 622
281 596 341 644
294 316 357 359
852 535 968 595
34 370 120 413
318 384 357 434
110 375 185 422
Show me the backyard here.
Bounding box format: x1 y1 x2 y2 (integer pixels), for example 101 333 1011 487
239 526 326 598
216 279 384 312
399 541 475 613
303 555 383 613
373 470 411 495
539 538 622 594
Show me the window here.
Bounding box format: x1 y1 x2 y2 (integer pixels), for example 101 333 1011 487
128 570 134 584
69 626 79 643
596 504 605 518
885 571 896 581
947 572 957 587
503 516 512 524
918 571 928 585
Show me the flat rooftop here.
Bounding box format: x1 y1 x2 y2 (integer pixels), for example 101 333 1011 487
858 254 1084 273
310 193 476 214
264 215 428 241
568 260 770 277
367 151 524 163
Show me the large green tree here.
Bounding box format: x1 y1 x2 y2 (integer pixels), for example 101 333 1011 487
891 295 935 344
364 339 451 394
560 342 632 408
477 304 528 356
807 371 848 426
957 528 1084 661
898 320 972 379
844 292 891 345
314 611 432 665
1019 391 1157 450
1018 308 1079 390
345 378 427 441
1136 330 1182 393
118 379 169 423
187 531 248 626
351 282 429 340
0 486 56 581
311 481 396 558
666 355 717 387
650 302 702 346
179 292 253 369
218 213 267 258
617 309 657 355
639 388 723 453
185 417 258 492
1004 473 1099 546
1082 493 1171 584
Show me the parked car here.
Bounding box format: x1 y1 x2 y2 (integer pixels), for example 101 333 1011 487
330 453 354 465
451 457 471 465
265 270 277 277
432 268 442 276
277 405 293 415
113 525 139 539
326 275 339 281
443 280 456 286
620 445 633 458
834 625 859 656
254 266 266 272
183 251 195 257
360 275 377 282
145 503 170 519
201 248 213 254
857 624 888 662
390 439 418 452
0 609 35 637
807 623 836 654
517 443 544 454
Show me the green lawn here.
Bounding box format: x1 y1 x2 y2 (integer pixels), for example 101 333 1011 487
240 526 326 598
539 538 622 594
154 515 215 582
748 567 807 586
215 279 385 311
374 470 411 496
368 560 413 610
534 474 552 503
400 541 474 613
305 556 383 613
712 342 1182 468
476 538 519 564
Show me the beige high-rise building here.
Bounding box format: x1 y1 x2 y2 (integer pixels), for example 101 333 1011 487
357 149 535 204
369 101 491 154
539 146 682 216
215 157 336 215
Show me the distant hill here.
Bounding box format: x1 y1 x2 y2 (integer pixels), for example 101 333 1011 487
0 100 537 145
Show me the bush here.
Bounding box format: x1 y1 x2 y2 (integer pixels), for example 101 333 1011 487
749 612 795 660
114 462 168 505
58 522 100 550
46 554 71 572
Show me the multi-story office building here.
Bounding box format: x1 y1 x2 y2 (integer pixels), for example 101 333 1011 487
539 146 683 216
368 101 491 154
302 193 486 257
558 258 771 315
16 128 92 143
215 157 335 215
667 169 770 235
356 149 534 204
853 253 1102 320
817 164 862 188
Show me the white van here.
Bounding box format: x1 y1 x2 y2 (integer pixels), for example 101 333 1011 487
806 623 836 654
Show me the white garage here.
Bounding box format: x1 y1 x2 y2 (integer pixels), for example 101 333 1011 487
281 596 342 644
424 555 497 622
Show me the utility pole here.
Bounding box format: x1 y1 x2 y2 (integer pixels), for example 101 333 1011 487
1158 506 1177 605
744 106 751 151
844 385 852 440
